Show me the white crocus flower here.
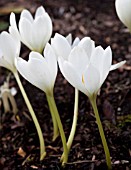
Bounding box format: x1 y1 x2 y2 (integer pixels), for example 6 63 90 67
51 33 80 60
58 37 126 98
0 30 46 160
16 43 68 163
0 31 20 73
115 0 131 32
9 6 52 53
16 43 57 96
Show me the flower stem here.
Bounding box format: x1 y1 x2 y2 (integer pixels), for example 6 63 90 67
90 95 112 170
47 100 59 141
46 94 68 165
61 88 79 161
14 71 46 160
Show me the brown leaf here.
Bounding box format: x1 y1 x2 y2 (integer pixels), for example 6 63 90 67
17 147 26 158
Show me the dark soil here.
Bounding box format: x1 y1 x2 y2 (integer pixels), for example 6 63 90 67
0 0 131 169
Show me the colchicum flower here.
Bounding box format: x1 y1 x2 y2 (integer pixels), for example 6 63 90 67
57 35 126 169
51 33 80 162
9 6 52 53
115 0 131 32
58 37 126 98
16 43 57 96
16 43 68 164
51 33 80 60
0 31 46 160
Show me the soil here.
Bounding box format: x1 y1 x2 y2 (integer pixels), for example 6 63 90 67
0 0 131 170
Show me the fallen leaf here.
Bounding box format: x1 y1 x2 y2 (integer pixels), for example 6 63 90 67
17 147 26 158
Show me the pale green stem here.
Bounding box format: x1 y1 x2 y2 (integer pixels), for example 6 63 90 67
14 71 46 160
61 88 79 161
90 95 112 170
47 100 59 141
46 94 68 165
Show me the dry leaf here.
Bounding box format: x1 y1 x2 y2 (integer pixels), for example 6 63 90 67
17 147 26 158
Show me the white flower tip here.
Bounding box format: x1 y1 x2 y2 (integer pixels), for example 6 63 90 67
35 6 46 18
10 12 15 24
81 37 91 42
105 46 112 54
54 33 62 38
37 6 45 13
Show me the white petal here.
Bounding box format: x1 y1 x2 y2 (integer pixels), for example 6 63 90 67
19 18 33 50
16 53 53 94
90 46 112 85
31 14 52 52
10 12 17 28
58 58 87 95
9 26 20 41
35 6 46 18
20 9 33 23
115 0 131 31
72 37 80 48
44 43 57 85
68 46 90 75
9 13 20 40
29 51 44 60
51 33 71 60
0 32 19 66
83 64 100 96
78 37 95 58
110 60 126 71
0 56 15 72
90 46 105 72
100 46 112 84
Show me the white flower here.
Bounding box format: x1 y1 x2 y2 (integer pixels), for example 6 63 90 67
115 0 131 31
51 33 80 60
58 37 126 98
9 6 52 53
16 43 57 96
0 31 21 73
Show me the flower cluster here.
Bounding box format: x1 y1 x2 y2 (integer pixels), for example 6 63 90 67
0 2 129 168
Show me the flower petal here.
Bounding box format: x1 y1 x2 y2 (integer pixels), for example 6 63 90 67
68 46 90 75
0 56 15 72
35 6 45 18
78 37 95 58
90 46 105 71
44 43 57 85
0 31 20 67
110 60 126 71
83 64 100 96
31 14 52 52
58 57 87 95
51 33 71 60
72 37 80 48
100 46 112 84
20 9 33 23
10 12 18 29
19 18 33 50
16 53 53 94
115 0 131 31
0 48 15 71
